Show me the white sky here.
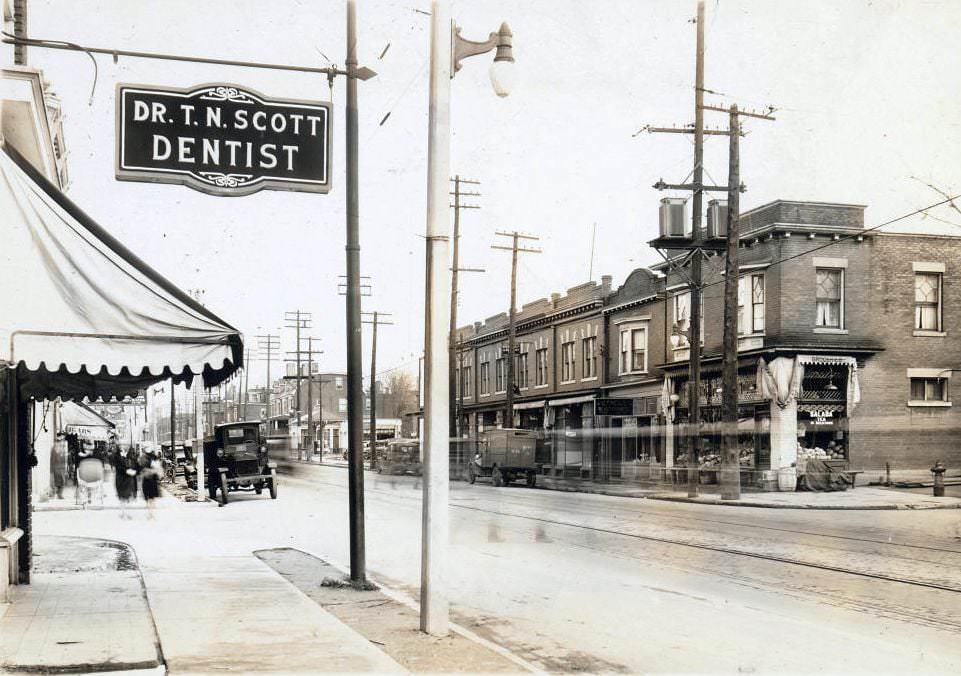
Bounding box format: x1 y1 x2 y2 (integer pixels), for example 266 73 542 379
22 0 961 389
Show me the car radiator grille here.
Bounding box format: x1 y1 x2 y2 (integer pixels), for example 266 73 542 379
232 460 260 477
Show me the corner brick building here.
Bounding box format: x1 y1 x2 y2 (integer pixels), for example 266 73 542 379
454 199 961 487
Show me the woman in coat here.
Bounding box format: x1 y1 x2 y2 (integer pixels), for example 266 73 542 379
140 451 162 518
113 447 138 519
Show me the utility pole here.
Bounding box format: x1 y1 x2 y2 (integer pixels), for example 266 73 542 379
492 231 541 427
362 311 393 470
449 176 484 436
344 0 367 585
257 333 280 424
645 1 774 500
285 310 312 454
242 345 253 418
170 379 176 450
285 337 323 460
188 288 206 501
706 103 774 499
305 337 321 459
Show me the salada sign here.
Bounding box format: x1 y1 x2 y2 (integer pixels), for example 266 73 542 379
116 83 331 196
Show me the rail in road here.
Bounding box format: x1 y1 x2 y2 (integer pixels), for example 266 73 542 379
276 460 961 603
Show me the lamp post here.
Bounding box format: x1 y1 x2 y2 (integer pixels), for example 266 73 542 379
421 0 514 637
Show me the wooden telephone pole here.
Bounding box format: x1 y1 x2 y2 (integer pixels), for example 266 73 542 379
449 176 484 436
284 310 312 451
492 231 541 427
362 311 393 469
644 0 774 499
285 336 322 460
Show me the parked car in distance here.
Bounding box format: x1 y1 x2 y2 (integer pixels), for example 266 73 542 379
377 439 422 475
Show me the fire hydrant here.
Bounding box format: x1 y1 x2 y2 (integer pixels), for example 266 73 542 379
931 459 947 497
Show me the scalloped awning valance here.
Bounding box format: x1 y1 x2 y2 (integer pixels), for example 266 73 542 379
0 143 242 400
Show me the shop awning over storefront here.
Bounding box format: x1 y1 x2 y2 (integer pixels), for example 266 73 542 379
513 400 545 411
0 143 243 400
59 401 115 440
548 394 595 407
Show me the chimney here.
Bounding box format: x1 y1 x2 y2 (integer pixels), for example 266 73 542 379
601 275 612 292
551 292 561 307
474 321 482 331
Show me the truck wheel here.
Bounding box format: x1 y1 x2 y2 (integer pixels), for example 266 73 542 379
526 472 537 488
218 473 229 506
467 464 477 485
492 467 504 487
269 469 278 499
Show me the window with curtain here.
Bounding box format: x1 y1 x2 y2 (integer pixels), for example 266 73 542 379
480 362 490 395
738 273 765 335
619 326 647 374
582 337 596 378
816 268 843 328
561 342 575 382
536 349 548 386
495 358 505 392
915 272 942 331
516 352 529 388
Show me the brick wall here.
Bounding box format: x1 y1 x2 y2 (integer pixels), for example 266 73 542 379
851 234 961 471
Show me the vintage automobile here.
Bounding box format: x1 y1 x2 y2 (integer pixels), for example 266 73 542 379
376 439 422 476
160 441 188 478
467 428 541 487
184 421 277 505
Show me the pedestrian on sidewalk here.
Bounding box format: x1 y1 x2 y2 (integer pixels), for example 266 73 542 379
140 451 162 518
113 447 139 519
51 432 67 499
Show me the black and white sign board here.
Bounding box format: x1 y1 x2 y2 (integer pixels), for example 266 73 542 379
116 83 331 196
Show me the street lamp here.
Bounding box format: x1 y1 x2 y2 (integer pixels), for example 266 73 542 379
453 22 515 98
422 0 514 638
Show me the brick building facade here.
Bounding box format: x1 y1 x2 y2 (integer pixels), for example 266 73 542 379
455 199 961 487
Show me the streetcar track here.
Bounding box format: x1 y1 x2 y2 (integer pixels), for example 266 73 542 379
280 461 961 555
278 465 961 593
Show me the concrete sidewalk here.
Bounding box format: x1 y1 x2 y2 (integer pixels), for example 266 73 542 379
0 535 163 673
25 495 404 673
646 486 961 509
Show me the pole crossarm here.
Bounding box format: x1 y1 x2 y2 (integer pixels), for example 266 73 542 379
0 31 380 79
491 245 542 253
701 104 776 120
643 125 742 137
653 180 743 193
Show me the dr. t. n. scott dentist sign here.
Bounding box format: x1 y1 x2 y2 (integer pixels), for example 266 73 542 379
116 83 331 196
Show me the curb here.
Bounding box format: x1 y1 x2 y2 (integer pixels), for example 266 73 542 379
3 537 166 675
278 459 961 510
264 546 543 674
646 494 961 510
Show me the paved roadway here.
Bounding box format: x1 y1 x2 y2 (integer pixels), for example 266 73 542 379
257 461 961 673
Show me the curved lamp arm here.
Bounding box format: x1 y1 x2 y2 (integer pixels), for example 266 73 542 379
452 22 513 76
